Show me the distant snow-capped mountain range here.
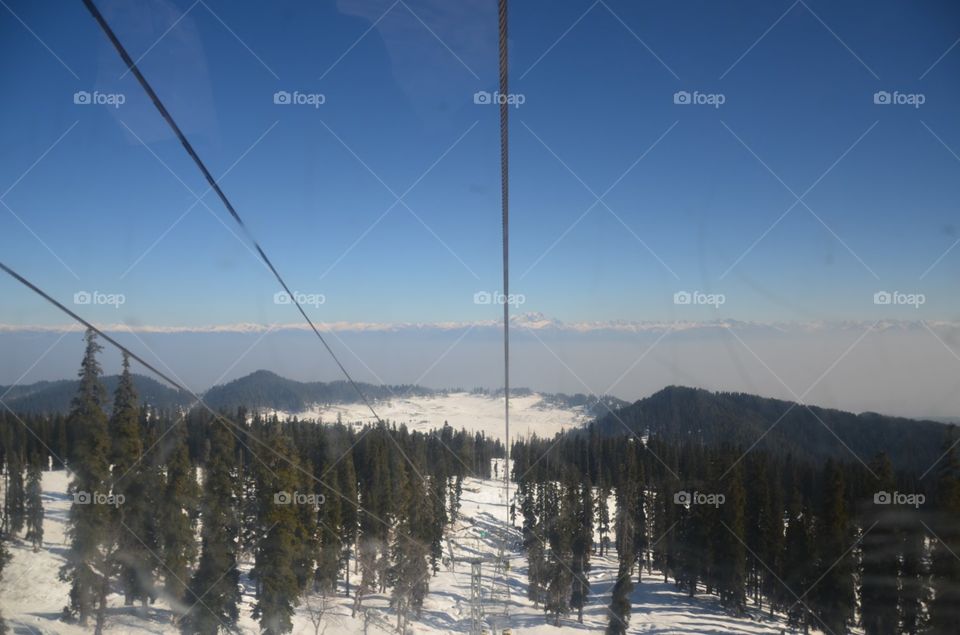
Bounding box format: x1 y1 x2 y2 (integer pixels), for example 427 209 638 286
1 312 955 334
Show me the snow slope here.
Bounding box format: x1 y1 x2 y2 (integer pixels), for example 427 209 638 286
269 392 590 441
1 464 819 634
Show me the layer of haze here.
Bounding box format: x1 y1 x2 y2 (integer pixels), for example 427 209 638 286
2 323 958 421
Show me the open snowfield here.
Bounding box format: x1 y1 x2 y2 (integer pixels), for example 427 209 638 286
0 462 818 634
270 393 590 442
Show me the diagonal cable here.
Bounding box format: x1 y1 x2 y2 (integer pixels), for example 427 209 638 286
80 0 389 432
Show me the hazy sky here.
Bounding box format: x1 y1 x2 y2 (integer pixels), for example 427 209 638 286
2 0 960 415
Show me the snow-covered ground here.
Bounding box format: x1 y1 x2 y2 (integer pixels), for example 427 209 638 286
269 392 590 442
1 464 815 634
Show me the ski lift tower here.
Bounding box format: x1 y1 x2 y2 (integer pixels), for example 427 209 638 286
450 554 486 635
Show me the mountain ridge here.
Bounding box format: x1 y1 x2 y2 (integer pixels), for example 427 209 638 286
589 384 951 473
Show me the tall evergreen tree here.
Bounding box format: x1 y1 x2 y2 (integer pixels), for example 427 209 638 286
315 464 343 592
3 451 25 535
388 461 431 632
929 433 960 634
812 461 855 635
569 477 593 623
543 481 572 626
60 330 112 626
716 460 746 615
781 488 814 632
182 421 241 634
109 353 154 607
160 424 199 607
0 534 9 635
252 427 309 635
606 485 635 634
860 454 899 635
337 449 358 598
898 522 926 635
520 479 546 606
24 460 43 551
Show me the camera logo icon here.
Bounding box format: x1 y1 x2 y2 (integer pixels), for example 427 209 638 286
474 291 492 305
474 91 492 105
74 291 92 305
73 91 91 105
873 490 925 507
673 490 691 505
273 90 291 105
873 91 891 105
274 491 291 505
673 91 691 105
673 291 692 305
274 291 292 305
873 291 892 305
74 491 91 504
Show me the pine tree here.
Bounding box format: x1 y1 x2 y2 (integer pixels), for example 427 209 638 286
898 522 926 634
109 353 154 607
314 464 342 592
569 477 593 623
353 431 389 616
388 460 431 632
812 461 854 635
543 481 572 626
427 472 447 573
861 454 899 635
448 473 462 523
652 479 677 584
596 480 611 557
3 451 25 535
24 460 43 551
782 488 814 632
520 479 546 606
337 448 358 597
757 471 783 615
0 533 10 634
606 485 635 634
160 423 199 605
929 432 960 634
631 463 647 584
252 426 308 635
182 421 241 634
716 460 746 615
60 329 112 626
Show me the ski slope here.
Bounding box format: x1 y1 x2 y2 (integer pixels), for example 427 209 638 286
270 392 590 441
1 463 818 634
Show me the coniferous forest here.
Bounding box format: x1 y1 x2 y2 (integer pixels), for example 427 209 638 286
0 331 498 634
0 330 958 634
511 425 960 634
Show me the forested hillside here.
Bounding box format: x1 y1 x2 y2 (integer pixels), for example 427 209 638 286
591 385 949 472
0 374 192 414
513 421 960 634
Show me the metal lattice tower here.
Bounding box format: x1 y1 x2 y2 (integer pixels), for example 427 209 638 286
470 561 484 635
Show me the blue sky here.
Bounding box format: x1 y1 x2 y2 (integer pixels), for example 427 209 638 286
2 0 960 330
